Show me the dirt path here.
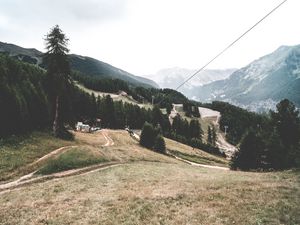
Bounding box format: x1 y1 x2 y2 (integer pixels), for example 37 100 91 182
30 145 78 166
171 154 229 170
101 129 114 146
128 130 229 170
0 162 123 194
0 131 116 193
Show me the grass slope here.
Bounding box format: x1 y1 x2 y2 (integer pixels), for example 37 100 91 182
165 137 228 166
0 162 299 225
75 82 153 109
0 131 74 182
0 130 179 182
0 129 299 224
37 147 107 175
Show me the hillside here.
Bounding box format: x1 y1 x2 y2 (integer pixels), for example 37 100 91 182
69 54 158 88
193 45 300 111
0 54 49 137
0 41 158 88
0 130 299 225
74 82 153 108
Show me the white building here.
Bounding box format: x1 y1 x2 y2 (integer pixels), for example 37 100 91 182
76 122 90 133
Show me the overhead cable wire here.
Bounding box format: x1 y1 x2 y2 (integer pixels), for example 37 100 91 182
173 0 288 91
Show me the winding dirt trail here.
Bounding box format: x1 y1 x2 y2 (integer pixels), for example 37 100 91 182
0 162 124 194
0 130 117 193
171 154 229 170
101 129 115 146
30 145 78 166
127 130 229 170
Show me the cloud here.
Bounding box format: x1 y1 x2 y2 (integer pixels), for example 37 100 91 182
0 0 126 28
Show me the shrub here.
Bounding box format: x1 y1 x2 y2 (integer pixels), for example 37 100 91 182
140 122 156 148
230 130 264 170
154 135 166 153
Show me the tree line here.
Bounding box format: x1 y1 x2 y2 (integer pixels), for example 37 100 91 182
0 53 49 137
71 70 193 110
72 71 131 94
207 101 267 145
231 99 300 170
201 100 300 170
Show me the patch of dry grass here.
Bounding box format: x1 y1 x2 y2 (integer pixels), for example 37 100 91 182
0 162 299 225
102 130 180 164
0 130 180 183
165 137 228 166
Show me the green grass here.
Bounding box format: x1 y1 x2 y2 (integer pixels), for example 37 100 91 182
0 131 73 182
37 147 107 175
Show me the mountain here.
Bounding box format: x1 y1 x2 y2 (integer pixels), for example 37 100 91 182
149 67 236 98
0 41 158 88
68 54 158 88
193 45 300 111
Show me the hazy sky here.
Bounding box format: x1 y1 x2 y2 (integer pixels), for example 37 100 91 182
0 0 299 76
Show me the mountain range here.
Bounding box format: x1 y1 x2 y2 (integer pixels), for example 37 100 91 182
191 45 300 111
149 67 236 98
0 41 158 88
151 45 300 112
1 41 299 112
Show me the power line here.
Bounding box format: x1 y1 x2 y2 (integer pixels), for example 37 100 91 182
171 0 288 92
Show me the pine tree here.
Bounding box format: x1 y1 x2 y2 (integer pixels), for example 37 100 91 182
166 103 172 115
102 95 115 128
207 126 212 145
44 25 71 138
231 130 264 170
269 99 300 168
271 99 300 147
140 122 156 149
189 119 203 140
154 135 166 153
152 106 163 127
182 119 190 138
172 115 181 133
211 125 217 146
90 93 97 120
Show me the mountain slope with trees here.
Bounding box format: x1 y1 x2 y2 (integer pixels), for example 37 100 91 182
0 41 158 88
193 45 300 111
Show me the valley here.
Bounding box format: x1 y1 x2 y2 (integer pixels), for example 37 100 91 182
0 129 299 225
0 20 300 225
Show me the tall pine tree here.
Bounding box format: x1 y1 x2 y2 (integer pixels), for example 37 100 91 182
44 25 71 138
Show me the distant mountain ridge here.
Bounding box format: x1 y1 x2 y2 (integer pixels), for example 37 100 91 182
193 45 300 111
149 67 236 98
0 41 158 88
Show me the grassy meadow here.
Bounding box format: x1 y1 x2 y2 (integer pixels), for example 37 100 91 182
0 162 299 225
0 129 299 225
